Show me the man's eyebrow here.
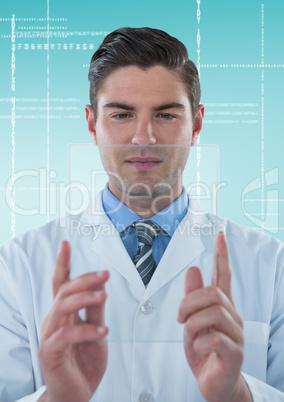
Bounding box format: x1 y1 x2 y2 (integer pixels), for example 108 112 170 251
153 102 185 111
103 102 186 112
103 102 135 111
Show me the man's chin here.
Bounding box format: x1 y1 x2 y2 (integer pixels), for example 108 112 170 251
109 176 179 201
124 183 176 199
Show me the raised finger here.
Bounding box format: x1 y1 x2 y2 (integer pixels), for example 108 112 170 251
42 271 109 340
39 323 108 359
52 240 71 298
178 286 240 325
213 231 233 302
184 304 243 344
184 266 204 295
48 290 107 334
54 270 110 302
192 330 244 366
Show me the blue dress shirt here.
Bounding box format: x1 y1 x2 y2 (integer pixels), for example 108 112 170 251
102 186 189 265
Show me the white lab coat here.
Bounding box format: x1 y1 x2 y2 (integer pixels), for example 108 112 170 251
0 192 284 402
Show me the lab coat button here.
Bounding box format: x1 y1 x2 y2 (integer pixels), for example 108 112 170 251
139 391 154 402
140 301 154 314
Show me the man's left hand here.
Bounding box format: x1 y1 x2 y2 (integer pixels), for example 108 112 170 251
178 231 252 402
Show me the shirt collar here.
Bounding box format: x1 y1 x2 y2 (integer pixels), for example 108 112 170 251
102 185 189 237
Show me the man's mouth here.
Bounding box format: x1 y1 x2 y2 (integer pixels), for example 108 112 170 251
125 157 162 170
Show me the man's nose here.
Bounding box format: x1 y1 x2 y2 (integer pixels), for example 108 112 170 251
131 119 156 145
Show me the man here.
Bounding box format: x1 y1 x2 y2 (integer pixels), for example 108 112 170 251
0 27 283 402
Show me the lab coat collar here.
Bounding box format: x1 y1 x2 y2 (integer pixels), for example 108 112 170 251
80 191 210 228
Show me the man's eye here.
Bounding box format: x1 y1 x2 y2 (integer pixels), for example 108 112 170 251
112 113 131 119
158 113 176 120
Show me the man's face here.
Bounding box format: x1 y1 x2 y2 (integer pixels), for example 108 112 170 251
86 65 204 209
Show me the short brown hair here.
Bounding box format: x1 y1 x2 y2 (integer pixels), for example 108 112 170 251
88 27 201 120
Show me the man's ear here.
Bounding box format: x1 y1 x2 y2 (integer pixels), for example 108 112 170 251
85 104 97 144
191 104 204 146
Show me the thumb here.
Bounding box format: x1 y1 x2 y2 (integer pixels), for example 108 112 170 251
185 266 204 295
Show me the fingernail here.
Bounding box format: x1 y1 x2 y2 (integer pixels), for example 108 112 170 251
97 326 106 334
93 290 103 298
96 270 105 277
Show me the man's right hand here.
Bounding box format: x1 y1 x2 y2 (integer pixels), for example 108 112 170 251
38 240 109 402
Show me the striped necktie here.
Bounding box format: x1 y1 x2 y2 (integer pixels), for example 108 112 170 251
133 220 160 286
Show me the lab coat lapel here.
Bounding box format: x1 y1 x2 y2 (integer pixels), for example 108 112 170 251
143 198 211 301
81 192 145 294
